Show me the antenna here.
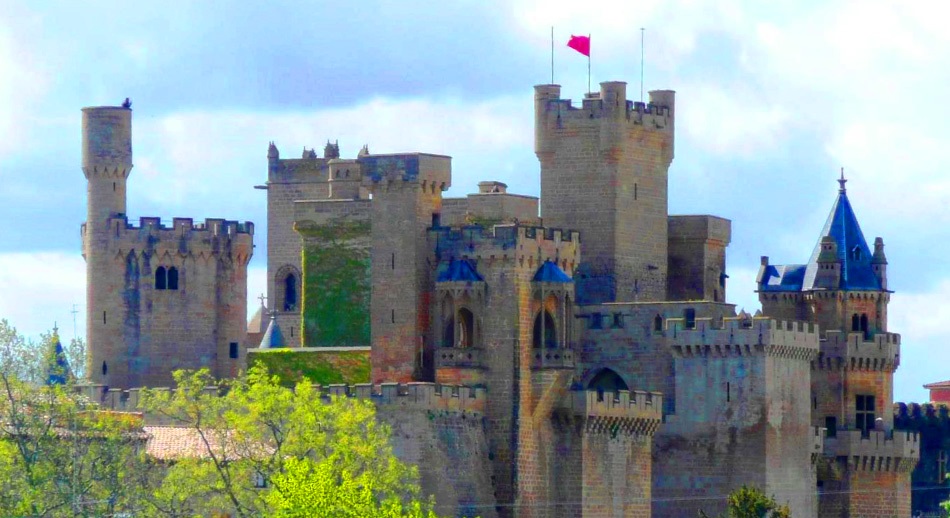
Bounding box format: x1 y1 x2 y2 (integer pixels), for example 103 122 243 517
70 304 79 340
640 28 645 103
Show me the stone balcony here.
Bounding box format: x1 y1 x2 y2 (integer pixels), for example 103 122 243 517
556 389 663 436
531 346 575 370
822 428 919 472
435 347 486 369
817 331 901 371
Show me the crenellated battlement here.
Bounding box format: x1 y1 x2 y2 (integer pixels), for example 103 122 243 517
360 153 451 191
556 389 663 436
815 331 901 371
822 429 920 472
667 317 820 360
77 381 487 420
82 215 254 265
535 83 673 131
430 224 580 271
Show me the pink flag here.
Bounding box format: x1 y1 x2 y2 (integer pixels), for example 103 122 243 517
567 35 590 57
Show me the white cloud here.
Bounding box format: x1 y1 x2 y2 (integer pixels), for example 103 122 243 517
889 278 950 402
0 254 270 346
0 21 47 158
0 252 86 342
131 95 534 209
677 83 790 158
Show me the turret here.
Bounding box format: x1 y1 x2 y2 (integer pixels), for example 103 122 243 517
872 237 888 290
267 141 279 175
361 153 451 383
814 235 841 290
82 104 133 387
324 140 340 159
82 106 132 224
534 81 675 303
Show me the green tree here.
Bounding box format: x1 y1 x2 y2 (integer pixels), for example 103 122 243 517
0 319 87 383
0 372 150 516
139 365 440 517
700 485 792 518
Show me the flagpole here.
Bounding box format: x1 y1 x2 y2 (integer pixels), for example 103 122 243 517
640 28 645 102
551 26 554 84
587 33 591 94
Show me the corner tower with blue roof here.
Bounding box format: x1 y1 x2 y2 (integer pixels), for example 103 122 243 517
756 173 914 517
757 172 890 334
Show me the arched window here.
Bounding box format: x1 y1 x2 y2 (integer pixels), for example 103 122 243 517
457 308 475 348
283 273 297 311
654 314 663 332
168 267 179 290
532 310 557 349
588 368 629 401
155 266 167 290
851 314 860 332
860 313 869 338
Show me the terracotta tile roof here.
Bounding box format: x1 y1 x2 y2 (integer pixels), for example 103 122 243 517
924 380 950 389
144 425 230 461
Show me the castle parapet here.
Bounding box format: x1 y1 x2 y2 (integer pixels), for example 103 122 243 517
557 389 663 436
817 331 901 371
77 382 487 418
823 429 919 472
667 317 819 361
430 224 580 270
435 347 486 370
359 153 451 191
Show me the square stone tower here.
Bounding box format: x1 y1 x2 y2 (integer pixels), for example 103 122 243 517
535 82 675 304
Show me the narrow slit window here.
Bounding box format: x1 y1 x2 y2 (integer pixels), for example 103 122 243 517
102 361 108 376
391 309 395 324
229 342 239 359
103 311 107 325
726 382 730 402
391 252 395 270
634 183 638 200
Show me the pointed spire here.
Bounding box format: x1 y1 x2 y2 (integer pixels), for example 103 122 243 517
46 323 72 386
258 310 286 349
838 167 847 193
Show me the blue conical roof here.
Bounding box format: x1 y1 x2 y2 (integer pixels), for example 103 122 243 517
533 260 573 283
437 259 484 282
259 312 286 349
801 182 881 291
46 329 72 386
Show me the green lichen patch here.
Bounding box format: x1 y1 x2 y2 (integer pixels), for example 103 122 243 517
248 348 370 387
299 217 371 347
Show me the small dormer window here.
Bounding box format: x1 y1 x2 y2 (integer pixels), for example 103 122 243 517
851 246 862 261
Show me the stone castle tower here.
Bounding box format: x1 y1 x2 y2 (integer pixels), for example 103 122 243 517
757 174 916 516
535 83 675 303
257 79 916 517
81 105 254 389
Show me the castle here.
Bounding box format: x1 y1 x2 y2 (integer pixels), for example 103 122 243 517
81 80 919 517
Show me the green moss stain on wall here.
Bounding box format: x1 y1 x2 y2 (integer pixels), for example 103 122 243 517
297 218 371 347
248 348 371 386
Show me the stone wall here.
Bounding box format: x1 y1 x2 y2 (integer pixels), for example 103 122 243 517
294 199 372 347
535 83 674 304
266 150 331 347
82 106 253 389
667 215 731 303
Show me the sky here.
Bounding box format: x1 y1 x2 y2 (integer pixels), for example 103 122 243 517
1 0 948 401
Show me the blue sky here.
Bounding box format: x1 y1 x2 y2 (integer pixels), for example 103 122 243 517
1 0 948 401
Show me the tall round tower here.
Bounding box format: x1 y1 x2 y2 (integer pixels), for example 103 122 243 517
81 106 132 386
